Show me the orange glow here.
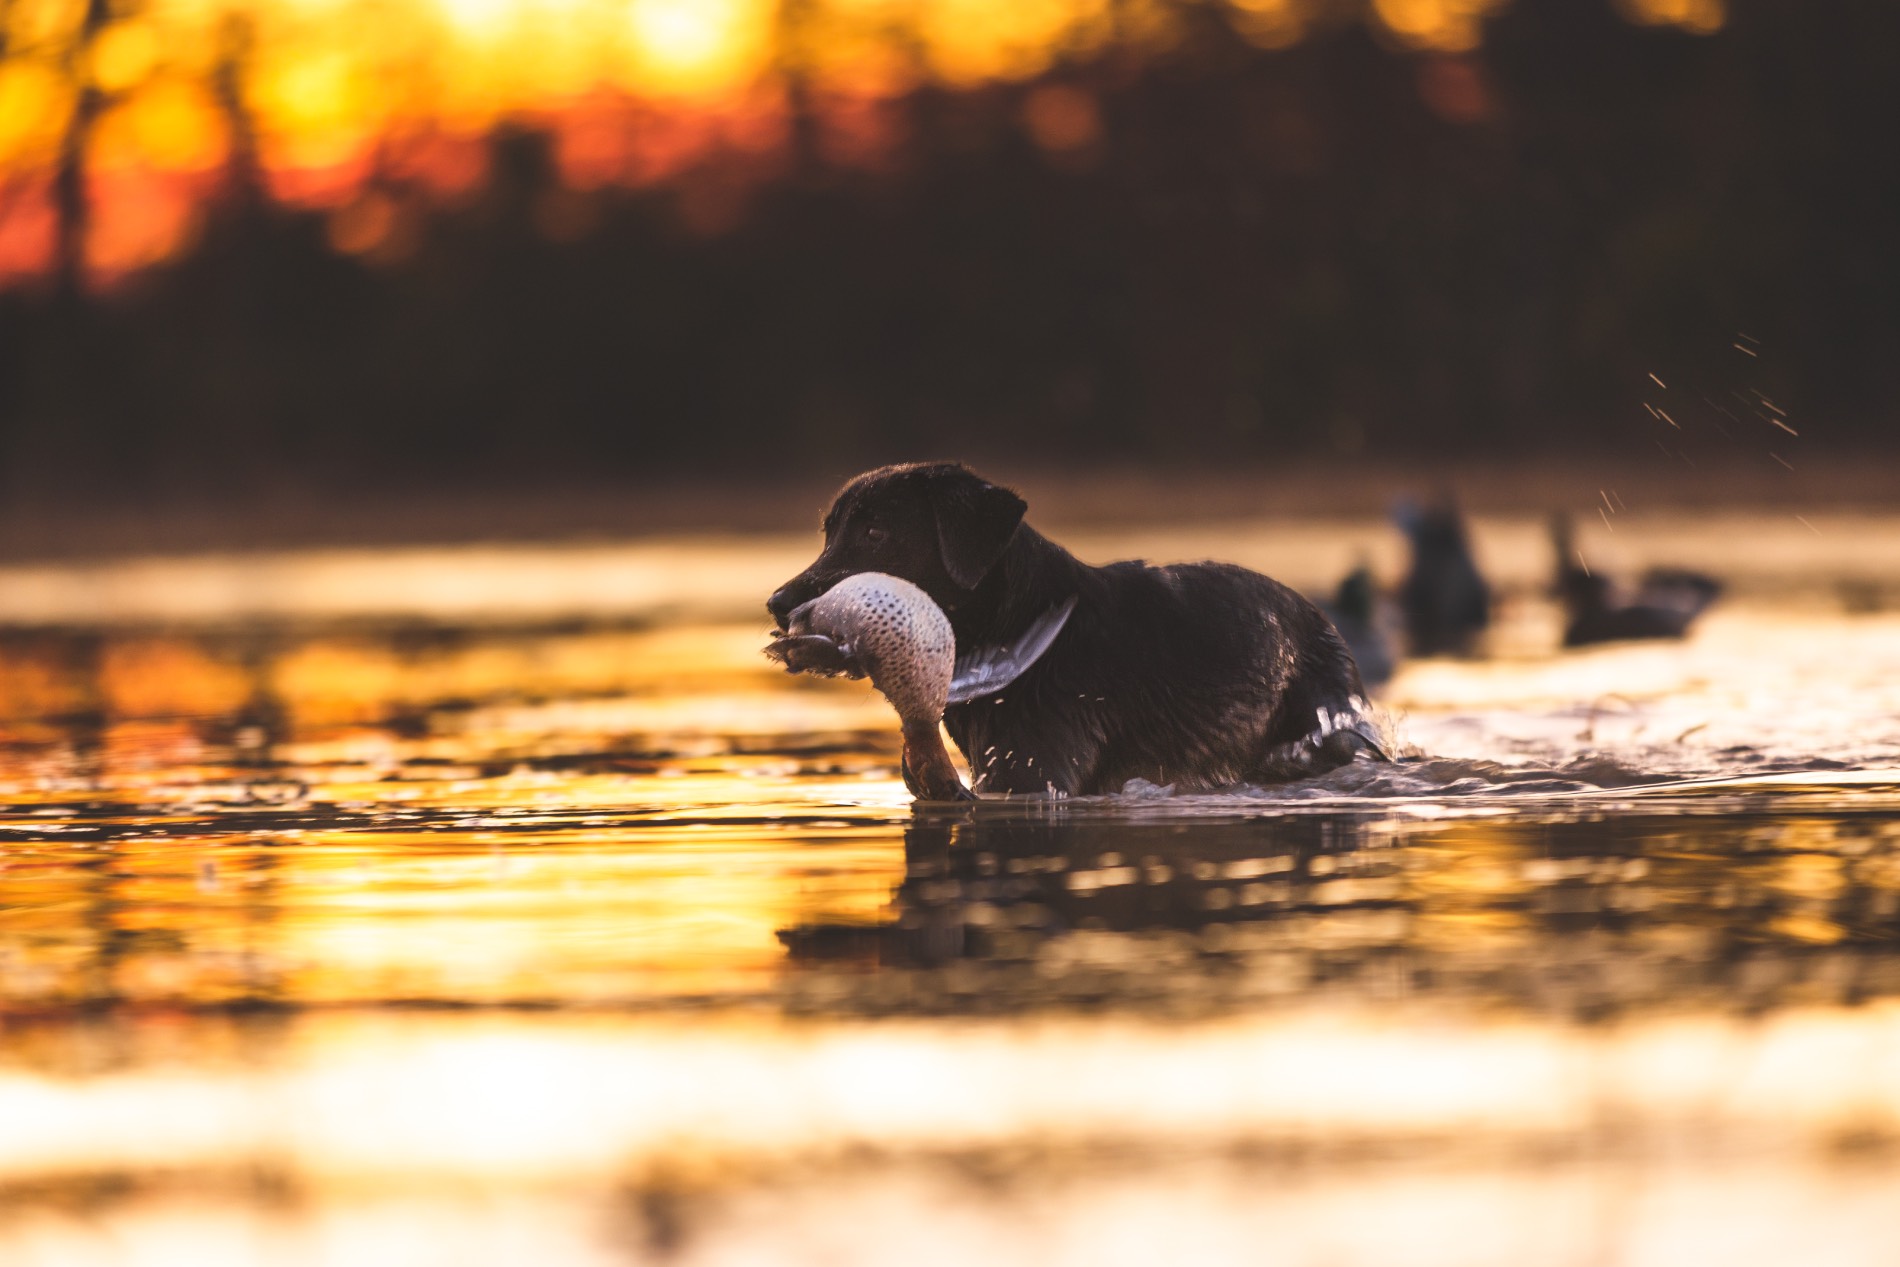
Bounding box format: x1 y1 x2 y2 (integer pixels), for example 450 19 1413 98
84 164 210 281
1022 85 1102 155
326 190 402 255
1228 0 1309 51
0 636 94 720
98 639 253 718
77 78 230 281
0 59 75 168
94 78 231 173
88 19 164 94
916 0 1114 86
383 129 490 201
1617 0 1726 35
622 0 776 98
1371 0 1509 52
0 176 57 286
0 0 1720 285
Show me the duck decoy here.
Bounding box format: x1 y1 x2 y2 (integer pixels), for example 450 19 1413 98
1322 563 1397 689
765 572 1076 801
1394 498 1491 656
765 572 974 801
1550 514 1722 646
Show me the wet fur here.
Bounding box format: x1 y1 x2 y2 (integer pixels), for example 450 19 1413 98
768 462 1375 796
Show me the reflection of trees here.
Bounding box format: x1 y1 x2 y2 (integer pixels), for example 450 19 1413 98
60 831 288 1017
0 627 289 1016
779 809 1900 1014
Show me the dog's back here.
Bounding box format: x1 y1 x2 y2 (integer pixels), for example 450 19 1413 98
946 556 1374 795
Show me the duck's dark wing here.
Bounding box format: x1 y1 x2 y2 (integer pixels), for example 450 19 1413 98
1564 606 1695 646
947 595 1077 706
1562 568 1721 645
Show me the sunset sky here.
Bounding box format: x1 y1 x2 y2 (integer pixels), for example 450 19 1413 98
0 0 1723 287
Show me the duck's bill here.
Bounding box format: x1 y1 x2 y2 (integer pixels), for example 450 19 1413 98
764 632 865 679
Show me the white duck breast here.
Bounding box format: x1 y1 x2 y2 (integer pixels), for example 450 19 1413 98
773 573 956 721
766 573 976 801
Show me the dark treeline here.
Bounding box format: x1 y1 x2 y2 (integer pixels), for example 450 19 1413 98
1 0 1895 504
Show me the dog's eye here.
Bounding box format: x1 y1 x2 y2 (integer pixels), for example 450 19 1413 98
862 525 889 546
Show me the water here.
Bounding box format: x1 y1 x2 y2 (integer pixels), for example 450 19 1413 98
3 512 1900 1265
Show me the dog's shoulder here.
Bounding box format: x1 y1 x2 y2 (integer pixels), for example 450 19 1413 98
1048 558 1335 690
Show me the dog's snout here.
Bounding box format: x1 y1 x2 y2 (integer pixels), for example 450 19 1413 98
767 586 797 629
770 568 846 631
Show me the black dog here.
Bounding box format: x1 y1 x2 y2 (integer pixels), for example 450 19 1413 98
768 463 1383 797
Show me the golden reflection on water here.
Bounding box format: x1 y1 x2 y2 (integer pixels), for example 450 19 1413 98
5 1006 1900 1264
15 1003 1900 1182
0 826 905 1009
0 517 1897 1262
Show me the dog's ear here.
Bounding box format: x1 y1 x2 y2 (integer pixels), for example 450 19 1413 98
926 468 1026 590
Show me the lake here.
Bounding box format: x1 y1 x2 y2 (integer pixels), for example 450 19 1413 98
2 509 1899 1266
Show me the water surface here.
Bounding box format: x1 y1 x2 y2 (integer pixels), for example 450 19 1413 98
2 512 1899 1265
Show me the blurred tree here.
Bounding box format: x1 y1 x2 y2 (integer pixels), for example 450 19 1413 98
0 0 1891 505
50 0 112 300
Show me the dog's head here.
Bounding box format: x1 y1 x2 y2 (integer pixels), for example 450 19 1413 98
767 463 1027 630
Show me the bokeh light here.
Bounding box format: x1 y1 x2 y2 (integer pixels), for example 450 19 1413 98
0 0 1738 288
